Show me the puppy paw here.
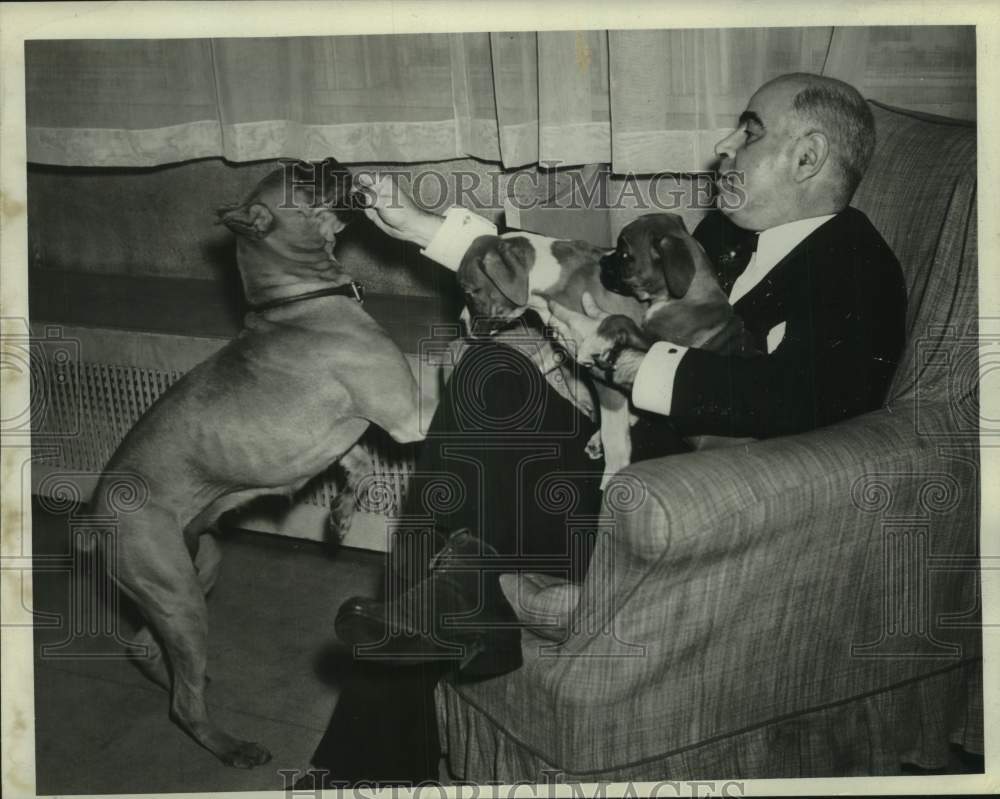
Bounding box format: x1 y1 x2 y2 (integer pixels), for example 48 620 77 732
596 315 652 351
584 430 604 460
327 494 354 540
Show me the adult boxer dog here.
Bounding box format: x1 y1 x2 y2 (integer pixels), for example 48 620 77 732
456 232 644 482
598 212 754 354
89 159 428 767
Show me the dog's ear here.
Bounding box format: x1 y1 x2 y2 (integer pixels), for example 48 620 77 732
216 202 275 240
479 236 533 306
654 234 696 299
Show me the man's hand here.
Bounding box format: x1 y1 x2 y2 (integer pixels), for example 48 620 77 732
548 293 651 388
353 172 443 248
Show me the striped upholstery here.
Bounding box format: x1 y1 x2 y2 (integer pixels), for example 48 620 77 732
437 102 981 782
853 102 978 410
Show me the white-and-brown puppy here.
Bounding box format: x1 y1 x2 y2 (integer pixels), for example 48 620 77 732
456 232 645 483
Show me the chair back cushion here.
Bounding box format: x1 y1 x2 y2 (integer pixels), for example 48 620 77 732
851 102 977 414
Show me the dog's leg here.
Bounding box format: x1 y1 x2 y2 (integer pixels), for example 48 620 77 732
76 519 173 690
113 505 271 768
584 430 604 460
131 625 171 690
388 391 431 445
329 441 373 539
193 532 223 596
594 385 633 488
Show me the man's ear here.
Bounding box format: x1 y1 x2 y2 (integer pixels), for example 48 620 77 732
479 236 533 306
793 131 830 183
654 235 695 299
217 202 275 239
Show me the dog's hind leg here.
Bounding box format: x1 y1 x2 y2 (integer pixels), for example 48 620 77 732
131 625 171 690
73 521 172 690
193 532 223 596
113 505 271 768
193 532 223 688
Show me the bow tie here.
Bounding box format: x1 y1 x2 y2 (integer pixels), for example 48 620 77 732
716 231 759 295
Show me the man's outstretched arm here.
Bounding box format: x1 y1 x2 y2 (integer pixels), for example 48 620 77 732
355 173 503 272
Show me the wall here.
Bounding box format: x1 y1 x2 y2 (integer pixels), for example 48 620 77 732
27 157 708 297
27 158 490 298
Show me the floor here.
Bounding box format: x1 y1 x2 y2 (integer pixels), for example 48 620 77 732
31 500 384 794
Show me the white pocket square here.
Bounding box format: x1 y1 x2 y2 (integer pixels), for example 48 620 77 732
766 322 787 354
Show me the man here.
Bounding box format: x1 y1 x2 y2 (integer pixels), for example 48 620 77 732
548 73 905 436
303 72 906 787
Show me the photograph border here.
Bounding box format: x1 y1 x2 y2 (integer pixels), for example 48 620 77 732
2 2 996 796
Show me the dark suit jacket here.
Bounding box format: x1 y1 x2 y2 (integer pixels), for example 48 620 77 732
667 207 907 439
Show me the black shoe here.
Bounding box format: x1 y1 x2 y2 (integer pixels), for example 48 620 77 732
335 530 523 678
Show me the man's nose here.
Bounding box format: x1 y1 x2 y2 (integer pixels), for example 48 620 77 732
715 129 741 161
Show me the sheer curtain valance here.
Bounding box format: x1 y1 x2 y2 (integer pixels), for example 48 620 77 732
25 26 975 172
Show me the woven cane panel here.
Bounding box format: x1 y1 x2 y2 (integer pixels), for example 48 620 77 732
29 324 418 515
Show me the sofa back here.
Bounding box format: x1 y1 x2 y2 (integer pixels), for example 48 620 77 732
851 101 977 415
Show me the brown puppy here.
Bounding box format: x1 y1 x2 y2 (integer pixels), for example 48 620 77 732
89 159 428 767
599 213 754 354
457 231 644 482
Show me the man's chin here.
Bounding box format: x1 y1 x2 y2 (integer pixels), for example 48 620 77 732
716 201 741 223
716 201 757 231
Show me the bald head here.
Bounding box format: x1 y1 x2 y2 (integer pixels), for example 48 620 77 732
764 73 876 204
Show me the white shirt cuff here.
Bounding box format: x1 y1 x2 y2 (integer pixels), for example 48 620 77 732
631 340 690 416
419 207 498 272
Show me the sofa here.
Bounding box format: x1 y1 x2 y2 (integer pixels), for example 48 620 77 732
435 101 982 781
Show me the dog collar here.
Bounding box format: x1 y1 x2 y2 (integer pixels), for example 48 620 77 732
249 281 365 312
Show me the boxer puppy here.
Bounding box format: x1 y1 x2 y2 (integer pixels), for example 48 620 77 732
457 232 645 482
89 159 430 767
599 213 754 355
599 213 758 452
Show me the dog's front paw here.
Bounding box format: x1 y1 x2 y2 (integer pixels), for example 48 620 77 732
584 430 604 460
328 494 354 539
597 314 652 352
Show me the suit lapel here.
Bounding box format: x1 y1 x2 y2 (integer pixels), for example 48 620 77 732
731 211 845 313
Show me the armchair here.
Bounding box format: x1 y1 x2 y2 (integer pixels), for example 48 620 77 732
435 101 982 782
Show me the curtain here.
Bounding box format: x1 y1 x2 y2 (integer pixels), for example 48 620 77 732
25 27 975 172
608 27 834 172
